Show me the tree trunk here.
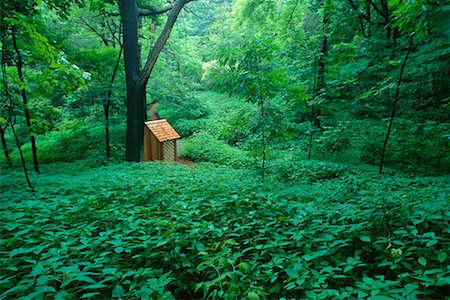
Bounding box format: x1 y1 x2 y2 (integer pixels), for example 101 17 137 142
11 111 34 192
119 0 190 162
120 0 143 161
140 0 190 86
347 0 367 37
0 126 13 167
379 33 414 174
379 0 391 39
125 82 146 161
12 26 39 173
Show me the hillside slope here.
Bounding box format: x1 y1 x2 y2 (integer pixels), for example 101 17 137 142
1 162 449 299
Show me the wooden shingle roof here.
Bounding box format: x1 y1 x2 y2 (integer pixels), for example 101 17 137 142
144 119 181 142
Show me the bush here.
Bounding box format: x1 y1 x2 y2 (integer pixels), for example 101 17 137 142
357 119 450 172
181 132 253 168
4 120 126 167
267 153 350 183
157 94 211 137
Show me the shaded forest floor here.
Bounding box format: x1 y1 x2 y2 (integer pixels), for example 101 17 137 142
1 161 449 299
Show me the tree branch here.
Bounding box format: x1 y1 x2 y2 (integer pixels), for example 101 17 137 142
140 0 191 86
139 5 173 17
81 18 110 46
363 0 385 20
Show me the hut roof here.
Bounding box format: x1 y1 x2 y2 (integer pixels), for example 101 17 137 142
145 119 181 142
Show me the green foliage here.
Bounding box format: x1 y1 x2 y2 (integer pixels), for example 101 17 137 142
267 156 350 183
353 119 450 172
1 162 449 299
157 93 210 137
181 132 252 168
2 119 125 166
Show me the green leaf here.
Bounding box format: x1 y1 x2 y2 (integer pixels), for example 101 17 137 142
360 236 371 242
426 240 438 247
112 285 125 298
418 257 427 266
36 285 56 293
138 287 153 300
114 247 124 253
344 265 354 273
31 263 45 276
103 268 118 275
81 292 101 298
36 275 53 286
248 291 260 300
55 291 69 300
302 249 328 261
363 276 374 285
84 283 108 289
438 252 447 263
9 248 33 257
368 296 394 300
61 275 96 288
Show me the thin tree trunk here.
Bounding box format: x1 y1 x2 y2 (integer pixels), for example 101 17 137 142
0 126 13 167
11 110 34 192
308 58 318 160
379 33 414 174
140 0 191 86
1 34 13 168
380 0 391 39
347 0 367 37
12 26 39 173
105 44 123 159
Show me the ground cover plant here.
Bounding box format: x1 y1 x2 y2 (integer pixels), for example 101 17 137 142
1 162 449 299
1 0 449 299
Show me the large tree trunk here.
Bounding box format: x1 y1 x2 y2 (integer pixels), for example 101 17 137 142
12 26 39 173
119 0 190 162
120 0 143 161
125 82 146 161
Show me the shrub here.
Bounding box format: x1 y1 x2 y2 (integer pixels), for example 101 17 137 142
180 132 253 168
266 154 350 183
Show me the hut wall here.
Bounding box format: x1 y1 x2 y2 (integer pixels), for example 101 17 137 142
144 127 163 161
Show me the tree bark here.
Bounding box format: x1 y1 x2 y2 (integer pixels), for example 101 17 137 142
119 0 191 161
120 0 143 161
140 0 191 86
1 20 13 168
0 126 13 167
379 33 414 174
12 26 40 173
11 109 34 192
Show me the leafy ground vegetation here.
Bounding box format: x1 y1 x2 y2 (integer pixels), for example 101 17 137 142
1 0 449 299
1 162 449 299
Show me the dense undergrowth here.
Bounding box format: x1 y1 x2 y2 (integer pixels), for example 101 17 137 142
158 91 450 174
1 162 449 299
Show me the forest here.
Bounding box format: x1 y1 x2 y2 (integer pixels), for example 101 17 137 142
1 0 449 299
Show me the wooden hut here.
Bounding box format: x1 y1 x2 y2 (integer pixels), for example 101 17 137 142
144 119 181 162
